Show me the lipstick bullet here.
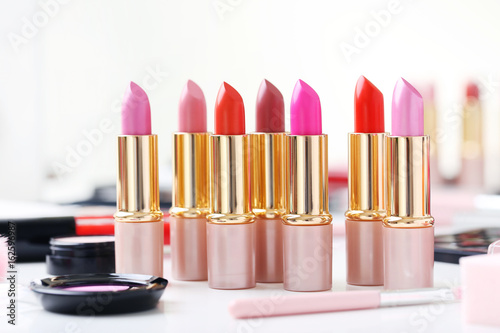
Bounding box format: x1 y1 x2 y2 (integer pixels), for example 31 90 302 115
384 78 434 289
207 82 256 289
283 80 332 292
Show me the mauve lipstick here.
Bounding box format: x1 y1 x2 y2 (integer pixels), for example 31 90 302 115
170 80 210 281
114 82 164 278
251 79 287 283
283 80 332 292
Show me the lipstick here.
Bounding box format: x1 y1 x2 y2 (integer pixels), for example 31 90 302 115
282 80 332 292
207 82 255 289
114 82 164 277
384 78 434 289
251 79 287 283
170 80 209 281
345 76 385 286
459 82 483 188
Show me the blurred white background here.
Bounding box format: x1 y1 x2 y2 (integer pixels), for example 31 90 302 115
1 0 499 203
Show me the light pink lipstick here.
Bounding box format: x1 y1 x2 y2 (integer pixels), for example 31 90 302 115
170 80 210 281
282 80 332 292
121 82 152 135
384 78 434 290
114 81 164 278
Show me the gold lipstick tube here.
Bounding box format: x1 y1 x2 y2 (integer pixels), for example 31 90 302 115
459 97 483 188
114 135 164 277
383 136 434 289
250 132 287 283
345 133 386 286
170 133 210 281
282 135 332 292
207 135 255 289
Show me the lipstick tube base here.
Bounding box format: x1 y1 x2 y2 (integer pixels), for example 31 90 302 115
345 219 384 286
255 217 283 283
283 224 332 292
384 226 434 289
115 221 164 277
207 223 256 289
170 216 207 281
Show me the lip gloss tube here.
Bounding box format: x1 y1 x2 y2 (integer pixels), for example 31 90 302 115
283 80 332 292
170 80 210 281
207 82 256 289
345 76 385 286
251 79 287 283
384 78 434 290
114 82 164 277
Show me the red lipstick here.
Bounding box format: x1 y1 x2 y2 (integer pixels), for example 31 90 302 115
256 79 285 133
215 82 245 135
208 82 255 289
346 76 386 287
354 76 384 133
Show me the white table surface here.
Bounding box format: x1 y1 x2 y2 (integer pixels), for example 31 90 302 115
1 204 500 333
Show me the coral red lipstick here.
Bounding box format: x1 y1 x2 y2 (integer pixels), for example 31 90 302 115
346 76 386 286
207 82 255 289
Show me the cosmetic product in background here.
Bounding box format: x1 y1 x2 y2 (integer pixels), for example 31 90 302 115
251 79 287 283
458 82 483 189
345 76 385 286
31 274 168 315
170 80 210 281
0 237 6 281
207 82 256 289
384 78 434 289
282 80 332 292
229 287 459 319
0 216 171 262
114 82 164 277
421 83 441 184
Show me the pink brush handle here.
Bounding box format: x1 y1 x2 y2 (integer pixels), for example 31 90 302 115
228 290 380 319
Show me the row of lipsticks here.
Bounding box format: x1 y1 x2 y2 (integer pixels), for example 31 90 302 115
114 76 434 292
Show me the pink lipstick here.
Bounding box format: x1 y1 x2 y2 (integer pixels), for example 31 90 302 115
170 80 210 281
283 80 332 292
384 78 434 289
251 79 287 283
114 82 164 277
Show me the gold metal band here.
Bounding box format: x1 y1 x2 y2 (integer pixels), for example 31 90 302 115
345 133 386 221
170 133 210 219
114 135 163 223
383 135 434 228
250 133 288 219
283 135 332 226
208 135 254 225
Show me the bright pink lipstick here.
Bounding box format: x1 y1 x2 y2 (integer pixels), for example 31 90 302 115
251 79 286 283
121 82 152 135
178 80 207 133
170 80 210 281
115 81 163 277
392 78 424 136
256 79 285 133
283 80 332 292
384 78 434 290
290 80 322 135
